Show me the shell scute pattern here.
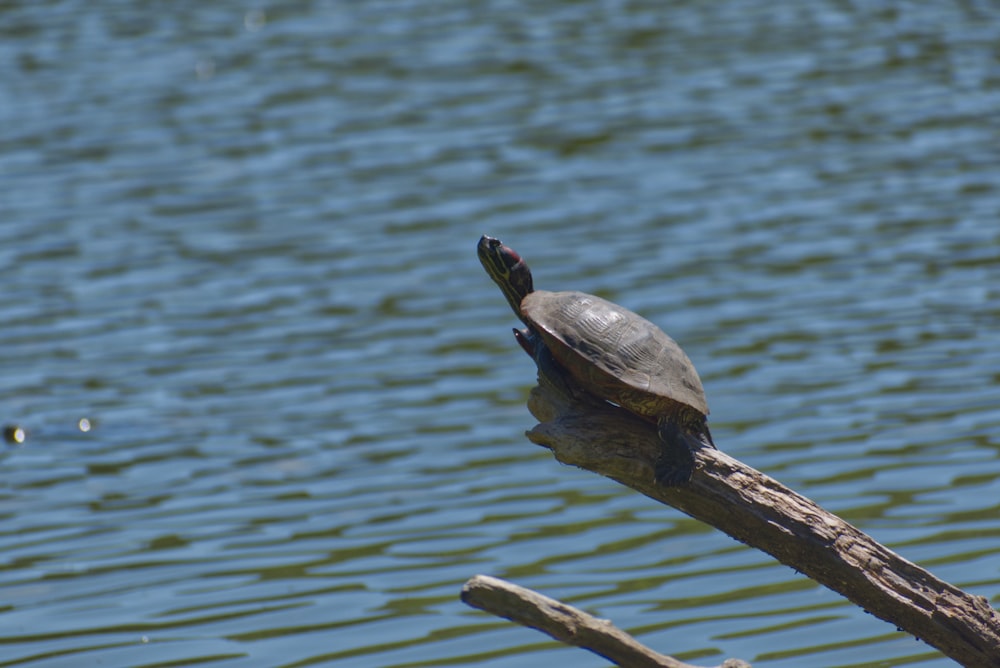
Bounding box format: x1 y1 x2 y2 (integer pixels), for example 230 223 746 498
522 291 709 418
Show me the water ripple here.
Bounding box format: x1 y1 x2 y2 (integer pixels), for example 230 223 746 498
1 1 999 666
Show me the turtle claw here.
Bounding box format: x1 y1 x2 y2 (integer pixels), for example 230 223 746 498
512 328 536 356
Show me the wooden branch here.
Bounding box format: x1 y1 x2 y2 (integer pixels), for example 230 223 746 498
461 574 750 668
521 370 1000 668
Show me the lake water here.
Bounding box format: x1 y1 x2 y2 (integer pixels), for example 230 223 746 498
1 2 999 666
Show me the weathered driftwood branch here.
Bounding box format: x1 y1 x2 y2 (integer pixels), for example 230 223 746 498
516 369 1000 668
461 574 750 668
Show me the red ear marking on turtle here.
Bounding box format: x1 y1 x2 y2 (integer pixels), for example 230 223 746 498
500 244 524 267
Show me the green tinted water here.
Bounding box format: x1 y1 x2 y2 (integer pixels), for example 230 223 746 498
1 2 999 666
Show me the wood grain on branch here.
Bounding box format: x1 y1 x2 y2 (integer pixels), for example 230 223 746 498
519 371 1000 668
461 574 750 668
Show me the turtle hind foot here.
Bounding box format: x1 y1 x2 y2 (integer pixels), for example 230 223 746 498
654 420 697 487
654 456 693 486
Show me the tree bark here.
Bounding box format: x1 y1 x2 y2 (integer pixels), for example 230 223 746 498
515 370 1000 667
461 574 751 668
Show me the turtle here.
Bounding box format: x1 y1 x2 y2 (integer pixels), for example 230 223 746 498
477 235 715 486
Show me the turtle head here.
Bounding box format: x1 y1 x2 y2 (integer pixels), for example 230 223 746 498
477 235 534 321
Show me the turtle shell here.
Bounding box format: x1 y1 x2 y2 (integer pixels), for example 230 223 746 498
521 290 709 419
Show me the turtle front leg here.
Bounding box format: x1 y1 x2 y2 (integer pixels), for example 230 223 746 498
514 328 578 399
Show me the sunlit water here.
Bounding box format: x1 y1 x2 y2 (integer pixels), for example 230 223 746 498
1 2 999 666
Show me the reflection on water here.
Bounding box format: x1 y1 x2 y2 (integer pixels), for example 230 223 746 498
1 1 999 666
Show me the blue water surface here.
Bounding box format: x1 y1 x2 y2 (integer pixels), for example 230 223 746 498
1 2 999 666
